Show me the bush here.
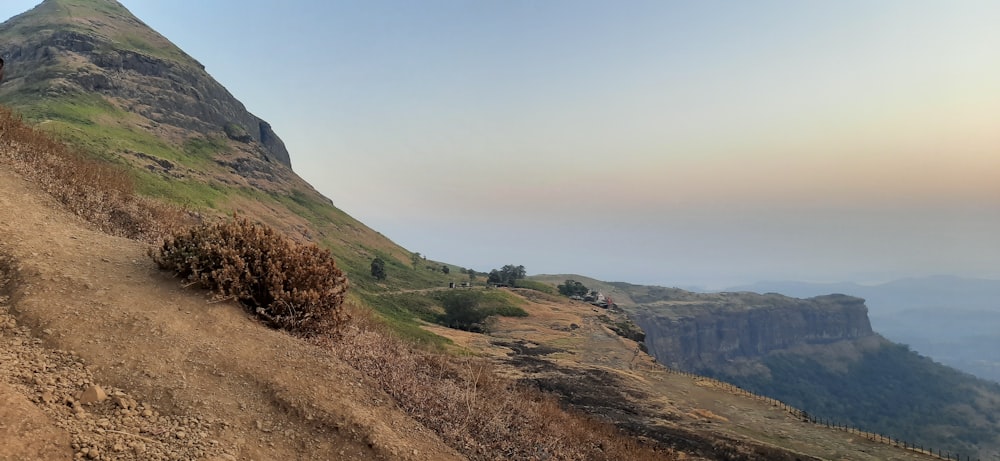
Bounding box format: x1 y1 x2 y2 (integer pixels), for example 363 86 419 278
433 290 527 332
558 279 589 297
151 215 349 335
370 256 387 280
438 291 494 332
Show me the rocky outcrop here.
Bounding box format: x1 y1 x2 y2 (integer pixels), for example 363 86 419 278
628 292 874 371
0 0 291 169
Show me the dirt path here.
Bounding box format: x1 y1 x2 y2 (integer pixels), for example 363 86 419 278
0 167 463 460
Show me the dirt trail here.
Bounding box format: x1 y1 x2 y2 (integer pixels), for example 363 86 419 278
0 167 463 460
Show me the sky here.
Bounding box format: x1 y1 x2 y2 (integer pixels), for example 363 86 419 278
2 1 999 288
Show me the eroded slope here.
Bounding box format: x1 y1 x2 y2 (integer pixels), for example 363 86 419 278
0 167 461 460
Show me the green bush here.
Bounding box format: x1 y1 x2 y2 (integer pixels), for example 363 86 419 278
439 291 492 332
557 279 589 297
432 290 528 333
151 216 349 335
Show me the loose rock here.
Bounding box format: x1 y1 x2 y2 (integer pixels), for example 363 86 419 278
80 385 107 404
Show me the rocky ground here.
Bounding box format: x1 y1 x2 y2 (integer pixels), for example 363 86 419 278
0 287 229 460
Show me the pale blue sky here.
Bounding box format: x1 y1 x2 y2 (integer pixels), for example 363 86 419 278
2 1 998 287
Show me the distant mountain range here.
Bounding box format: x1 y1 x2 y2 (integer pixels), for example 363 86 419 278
727 276 1000 383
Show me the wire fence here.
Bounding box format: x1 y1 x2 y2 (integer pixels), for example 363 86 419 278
662 367 982 461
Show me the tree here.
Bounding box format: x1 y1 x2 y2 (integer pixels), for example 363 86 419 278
411 252 422 269
558 279 589 297
467 269 477 282
441 265 450 274
438 291 493 332
502 264 527 282
488 264 527 285
371 256 387 281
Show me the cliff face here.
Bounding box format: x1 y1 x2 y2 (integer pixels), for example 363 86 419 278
0 0 291 168
628 292 874 371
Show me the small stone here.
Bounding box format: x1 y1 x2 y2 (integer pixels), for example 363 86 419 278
175 431 186 439
112 443 125 452
39 391 56 404
112 395 135 410
86 447 100 459
80 385 107 404
142 409 153 417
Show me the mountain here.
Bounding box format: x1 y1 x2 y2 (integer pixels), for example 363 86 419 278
0 0 448 291
0 0 290 167
593 279 1000 459
729 277 1000 383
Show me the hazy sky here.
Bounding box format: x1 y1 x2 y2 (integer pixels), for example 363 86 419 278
3 1 998 288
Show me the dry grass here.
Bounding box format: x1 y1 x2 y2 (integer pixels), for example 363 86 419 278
1 103 676 460
0 106 192 241
324 305 675 461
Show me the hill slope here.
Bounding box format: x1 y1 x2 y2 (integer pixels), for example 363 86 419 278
0 0 444 291
0 160 942 459
0 167 461 460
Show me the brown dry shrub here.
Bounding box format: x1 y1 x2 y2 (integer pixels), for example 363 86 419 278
326 305 673 461
0 106 190 241
151 216 349 335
